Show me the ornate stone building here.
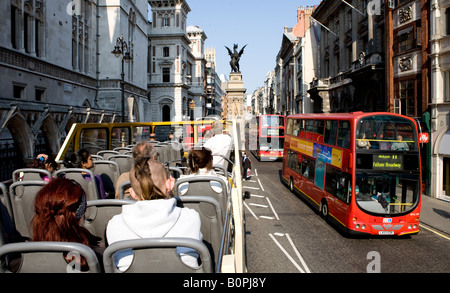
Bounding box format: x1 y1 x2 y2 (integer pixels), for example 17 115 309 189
0 0 221 182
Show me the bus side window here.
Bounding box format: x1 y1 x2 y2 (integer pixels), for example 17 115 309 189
313 120 325 142
301 156 315 183
337 121 351 149
325 166 351 204
324 120 338 146
293 119 300 136
299 119 305 138
286 118 294 136
305 120 314 140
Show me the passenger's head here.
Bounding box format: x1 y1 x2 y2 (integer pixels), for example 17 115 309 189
211 121 223 135
188 146 213 173
32 178 89 243
32 154 58 173
132 141 157 163
63 148 93 169
129 159 174 201
149 133 157 141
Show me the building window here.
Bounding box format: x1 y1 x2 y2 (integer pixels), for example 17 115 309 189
446 8 450 36
13 84 25 99
72 0 90 72
35 88 45 101
163 68 170 83
397 26 414 53
11 5 18 49
163 47 170 57
395 80 415 116
444 71 450 102
164 17 170 27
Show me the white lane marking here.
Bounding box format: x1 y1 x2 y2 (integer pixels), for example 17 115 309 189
257 178 265 192
260 216 275 220
249 203 268 208
266 197 279 220
254 169 258 177
286 233 311 273
244 202 259 220
244 186 260 190
269 233 305 273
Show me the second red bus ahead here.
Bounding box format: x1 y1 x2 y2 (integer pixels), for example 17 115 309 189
282 112 422 236
249 114 286 161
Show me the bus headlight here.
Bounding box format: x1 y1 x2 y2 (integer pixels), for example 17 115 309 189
361 224 366 230
355 224 360 229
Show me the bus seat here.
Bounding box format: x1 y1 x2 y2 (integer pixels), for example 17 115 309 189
97 150 120 160
92 160 120 199
0 241 102 273
176 196 224 271
8 180 48 239
154 145 169 164
117 180 131 199
54 168 100 201
173 175 229 216
113 147 132 155
102 237 213 273
82 199 135 247
0 183 13 246
12 168 52 183
108 155 133 174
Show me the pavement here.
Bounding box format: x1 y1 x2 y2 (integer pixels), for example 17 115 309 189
420 195 450 236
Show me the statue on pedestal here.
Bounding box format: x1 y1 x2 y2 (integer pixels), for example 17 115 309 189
225 44 247 73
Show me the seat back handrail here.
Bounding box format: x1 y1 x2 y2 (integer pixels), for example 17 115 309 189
103 237 213 273
0 241 102 273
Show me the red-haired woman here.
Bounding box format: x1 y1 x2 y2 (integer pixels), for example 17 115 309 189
31 178 104 271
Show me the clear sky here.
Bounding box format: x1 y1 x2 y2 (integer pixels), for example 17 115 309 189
185 0 322 95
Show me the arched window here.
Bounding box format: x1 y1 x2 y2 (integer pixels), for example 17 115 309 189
162 105 171 122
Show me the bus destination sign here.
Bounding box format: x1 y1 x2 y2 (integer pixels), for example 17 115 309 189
373 154 403 170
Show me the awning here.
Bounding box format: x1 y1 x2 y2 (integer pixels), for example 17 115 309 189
439 130 450 155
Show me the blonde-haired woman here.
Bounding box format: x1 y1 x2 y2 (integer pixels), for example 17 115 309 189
106 159 202 272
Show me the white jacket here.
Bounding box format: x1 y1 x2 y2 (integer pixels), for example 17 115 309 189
106 198 202 271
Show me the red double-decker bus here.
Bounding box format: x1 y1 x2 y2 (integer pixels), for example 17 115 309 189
249 114 285 161
282 112 422 236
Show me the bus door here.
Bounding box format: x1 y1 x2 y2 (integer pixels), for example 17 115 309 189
324 165 352 225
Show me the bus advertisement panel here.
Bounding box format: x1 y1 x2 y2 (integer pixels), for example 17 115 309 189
282 112 422 236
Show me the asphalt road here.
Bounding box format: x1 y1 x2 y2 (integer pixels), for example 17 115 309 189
243 155 450 273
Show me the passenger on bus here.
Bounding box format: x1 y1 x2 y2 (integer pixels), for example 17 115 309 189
149 133 157 141
204 120 232 167
391 135 409 151
115 141 158 199
63 149 107 199
356 133 371 149
31 178 104 271
30 153 58 181
177 147 227 195
106 159 202 272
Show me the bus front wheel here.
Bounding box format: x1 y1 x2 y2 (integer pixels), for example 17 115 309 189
320 200 329 220
289 178 294 193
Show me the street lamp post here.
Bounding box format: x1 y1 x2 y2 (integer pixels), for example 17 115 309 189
111 34 132 122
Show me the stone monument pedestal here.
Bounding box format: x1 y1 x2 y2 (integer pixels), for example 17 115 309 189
226 72 246 151
226 72 246 119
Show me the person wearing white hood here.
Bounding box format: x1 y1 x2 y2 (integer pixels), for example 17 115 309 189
106 158 202 272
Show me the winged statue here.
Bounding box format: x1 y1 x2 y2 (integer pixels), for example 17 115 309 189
225 44 247 73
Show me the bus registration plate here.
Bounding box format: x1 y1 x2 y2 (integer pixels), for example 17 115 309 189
379 231 394 235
